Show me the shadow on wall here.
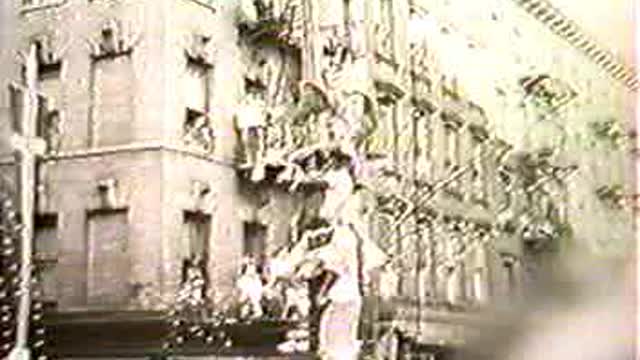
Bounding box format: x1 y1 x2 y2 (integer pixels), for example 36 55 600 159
456 247 636 360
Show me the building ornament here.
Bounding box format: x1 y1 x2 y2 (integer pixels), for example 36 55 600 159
89 19 140 60
30 32 67 69
96 178 119 209
519 74 577 113
185 34 216 67
191 180 216 212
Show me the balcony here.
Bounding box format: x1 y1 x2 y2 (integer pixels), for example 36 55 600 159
235 80 341 188
237 0 305 48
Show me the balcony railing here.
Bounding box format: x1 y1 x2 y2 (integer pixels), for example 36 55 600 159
238 0 305 48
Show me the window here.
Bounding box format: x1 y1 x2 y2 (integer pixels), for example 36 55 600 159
446 263 466 305
471 270 487 304
91 56 135 146
442 114 462 195
184 60 210 112
375 96 396 156
342 0 350 26
243 222 267 258
35 62 62 153
86 209 130 306
443 117 461 170
34 213 58 256
502 256 520 297
505 262 516 293
8 83 25 134
183 211 211 259
182 59 214 152
33 36 62 79
10 68 56 140
469 132 488 205
412 107 433 180
34 213 58 303
10 39 63 152
373 0 394 58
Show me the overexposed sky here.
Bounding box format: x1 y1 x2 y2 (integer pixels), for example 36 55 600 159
550 0 635 67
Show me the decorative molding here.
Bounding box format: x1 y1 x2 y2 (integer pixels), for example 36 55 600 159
519 74 577 111
89 18 140 60
185 34 216 68
96 178 119 209
374 80 406 102
30 32 66 71
190 180 216 212
19 0 68 14
512 0 638 91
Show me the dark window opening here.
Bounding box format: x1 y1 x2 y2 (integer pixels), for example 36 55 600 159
34 213 58 256
243 221 267 258
183 211 211 259
33 213 59 305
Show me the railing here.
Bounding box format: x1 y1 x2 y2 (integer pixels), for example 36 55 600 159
236 80 341 173
238 0 305 48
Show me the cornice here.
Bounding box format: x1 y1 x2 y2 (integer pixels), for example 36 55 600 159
0 141 235 167
19 0 68 15
512 0 638 92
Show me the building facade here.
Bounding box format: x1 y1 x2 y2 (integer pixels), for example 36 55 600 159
0 0 636 358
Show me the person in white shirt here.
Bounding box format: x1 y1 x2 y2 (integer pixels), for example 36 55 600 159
303 160 386 360
237 256 264 319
